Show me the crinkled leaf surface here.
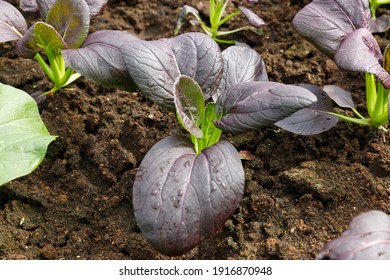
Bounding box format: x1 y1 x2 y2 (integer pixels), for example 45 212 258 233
46 0 90 49
173 76 204 138
0 83 56 186
121 32 223 111
214 81 317 134
292 0 371 57
275 84 339 135
323 85 354 109
216 45 268 100
238 6 265 28
0 0 28 42
133 135 244 256
317 210 390 260
122 39 180 111
62 30 140 91
165 33 224 100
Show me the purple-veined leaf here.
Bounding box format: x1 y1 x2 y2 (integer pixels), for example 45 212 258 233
323 84 354 109
173 76 204 138
34 22 65 54
133 135 245 256
0 0 28 42
292 0 371 57
334 28 390 88
164 32 224 100
121 39 180 111
46 0 90 49
238 6 265 28
275 84 338 135
293 0 390 88
214 81 317 134
122 32 223 111
62 30 140 91
20 0 39 12
37 0 106 19
216 45 268 100
16 25 37 58
317 210 390 260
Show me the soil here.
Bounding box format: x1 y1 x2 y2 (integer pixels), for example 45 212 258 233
0 0 389 260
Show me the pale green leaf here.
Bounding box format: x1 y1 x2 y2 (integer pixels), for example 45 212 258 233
0 83 56 186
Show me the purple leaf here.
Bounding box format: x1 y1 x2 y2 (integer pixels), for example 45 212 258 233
293 0 371 58
37 0 106 19
30 91 47 105
20 0 39 12
275 84 338 135
334 28 390 88
370 14 389 33
36 0 55 19
46 0 90 49
293 0 390 88
164 32 224 100
122 39 180 111
323 84 354 109
239 6 265 28
122 32 223 111
62 30 140 91
133 135 244 256
216 45 268 100
84 0 108 18
16 25 37 58
214 81 317 134
317 210 390 260
174 5 202 36
0 0 28 42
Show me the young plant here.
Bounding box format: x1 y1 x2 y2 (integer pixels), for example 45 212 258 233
0 83 56 186
174 0 265 44
64 31 320 255
0 0 108 95
317 210 390 259
293 0 390 129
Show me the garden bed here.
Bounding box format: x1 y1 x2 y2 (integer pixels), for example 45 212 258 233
0 0 389 259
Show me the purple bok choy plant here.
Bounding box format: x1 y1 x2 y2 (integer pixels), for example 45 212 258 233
0 0 110 96
63 31 318 255
293 0 390 130
174 0 265 44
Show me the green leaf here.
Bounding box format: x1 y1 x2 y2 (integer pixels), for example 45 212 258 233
173 75 205 139
34 22 65 55
46 0 90 49
200 102 222 148
0 83 56 186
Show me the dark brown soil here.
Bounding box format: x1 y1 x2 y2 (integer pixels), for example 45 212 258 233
0 0 389 260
